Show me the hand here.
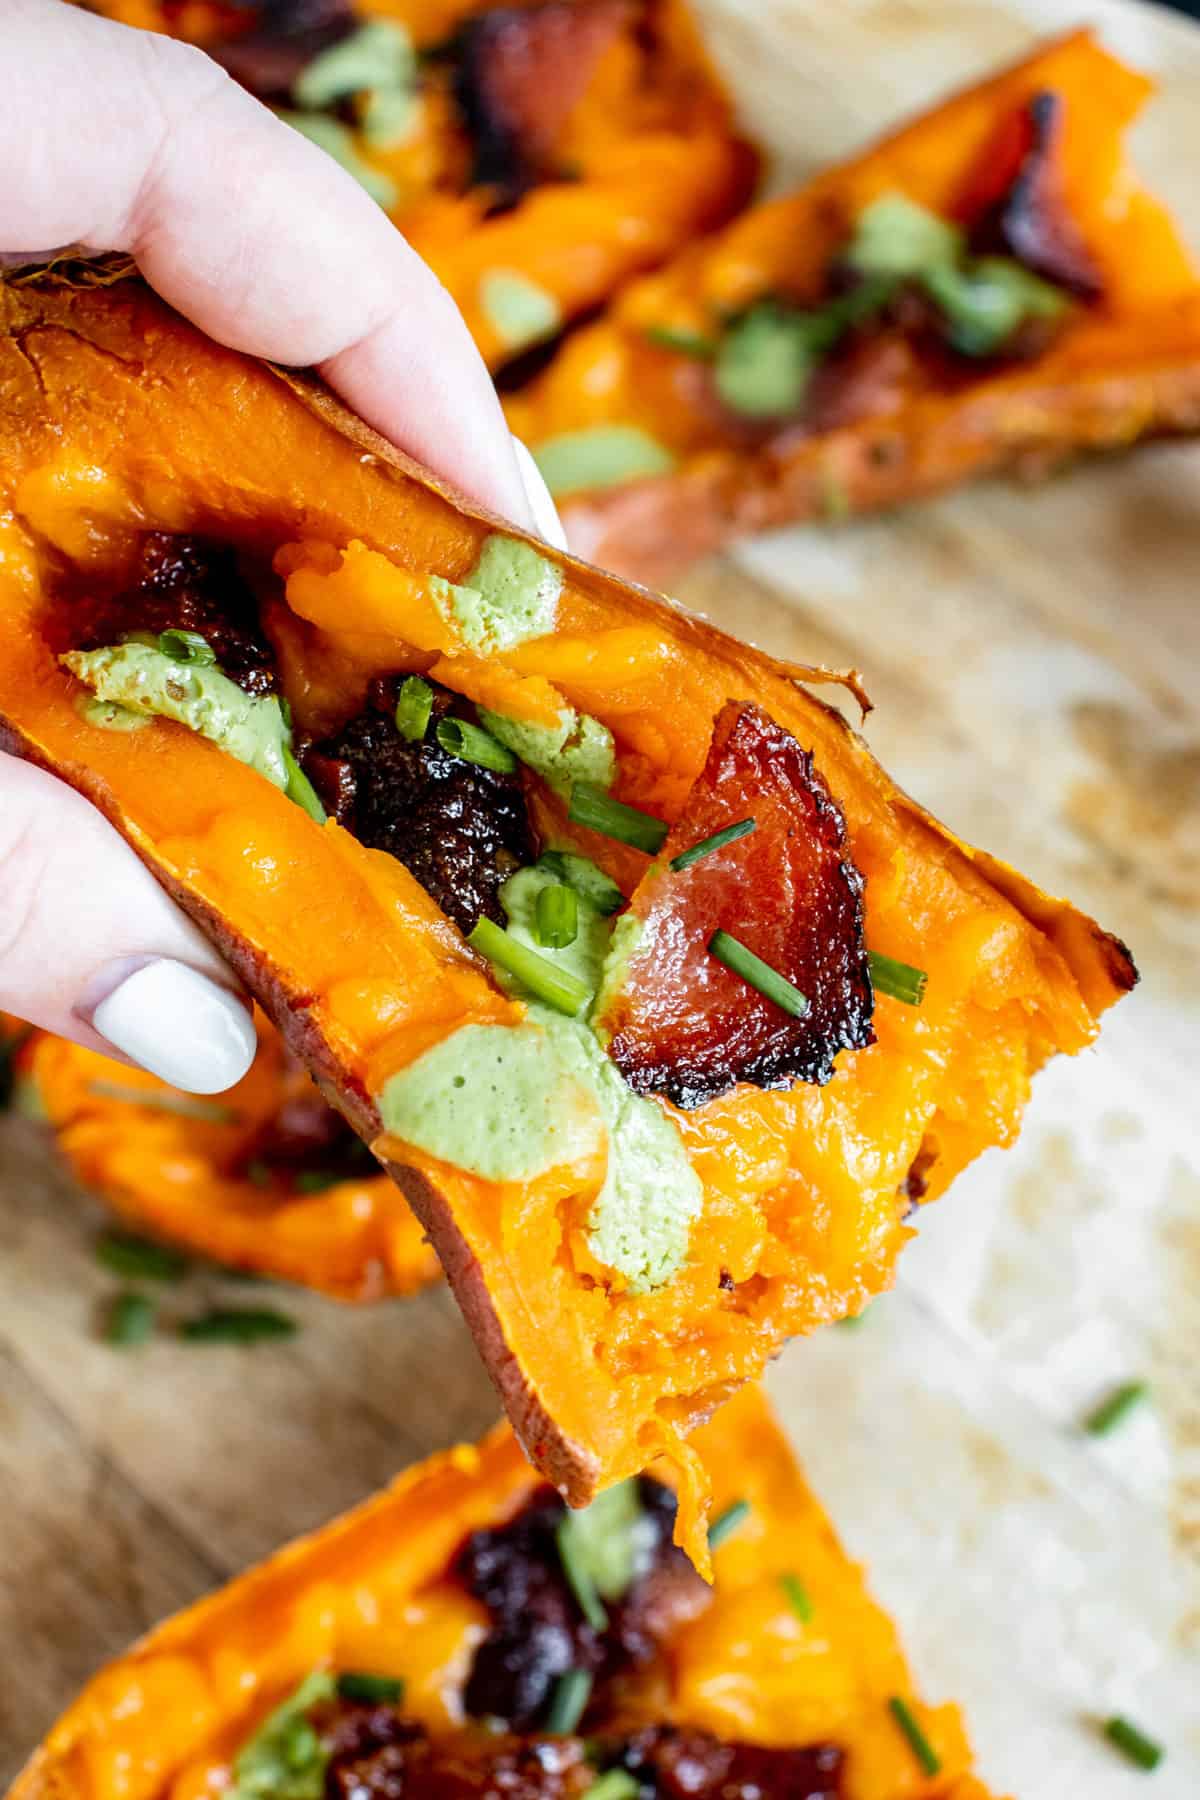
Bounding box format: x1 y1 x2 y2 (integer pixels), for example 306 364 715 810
0 0 563 1093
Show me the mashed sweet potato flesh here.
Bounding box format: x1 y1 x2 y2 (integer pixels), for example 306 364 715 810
0 271 1132 1522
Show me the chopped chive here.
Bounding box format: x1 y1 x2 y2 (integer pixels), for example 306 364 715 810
780 1573 813 1622
86 1080 238 1124
709 931 807 1018
1085 1380 1148 1436
586 1774 640 1800
178 1306 297 1344
395 675 434 740
96 1230 189 1283
336 1672 405 1705
536 882 579 950
105 1291 156 1347
158 628 216 666
283 745 328 824
708 1498 751 1550
1103 1716 1163 1771
537 850 624 916
245 1159 273 1188
888 1697 941 1777
293 1168 346 1195
644 323 717 359
670 817 756 872
545 1668 592 1735
867 951 927 1006
556 1516 608 1631
569 782 667 855
435 717 518 773
468 917 591 1015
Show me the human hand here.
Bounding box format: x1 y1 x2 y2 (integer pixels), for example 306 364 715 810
0 0 564 1093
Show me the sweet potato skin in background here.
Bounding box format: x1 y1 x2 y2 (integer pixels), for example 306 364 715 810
0 268 1133 1523
82 0 760 371
5 1387 1005 1800
24 1019 442 1301
505 29 1200 586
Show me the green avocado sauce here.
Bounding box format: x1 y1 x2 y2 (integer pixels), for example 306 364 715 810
379 862 701 1292
436 533 563 655
63 643 292 789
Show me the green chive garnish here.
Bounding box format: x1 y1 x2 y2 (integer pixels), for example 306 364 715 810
395 676 433 741
545 1668 592 1735
888 1697 941 1777
536 882 579 950
868 951 927 1006
96 1230 189 1283
293 1168 346 1195
556 1516 608 1631
708 1498 751 1550
670 818 756 872
245 1159 273 1188
105 1291 156 1347
158 628 216 666
283 745 328 824
644 324 717 359
86 1080 238 1124
336 1672 405 1705
468 917 590 1016
1085 1380 1148 1436
780 1573 813 1622
1103 1716 1163 1771
569 782 668 855
179 1307 297 1344
710 931 807 1018
537 850 624 916
585 1773 640 1800
435 717 518 773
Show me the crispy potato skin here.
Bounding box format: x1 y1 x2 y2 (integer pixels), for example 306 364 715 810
6 1388 1005 1800
0 267 1133 1519
504 29 1200 586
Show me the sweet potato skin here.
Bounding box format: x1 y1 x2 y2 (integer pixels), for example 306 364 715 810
0 265 1134 1516
505 28 1200 586
5 1387 1004 1800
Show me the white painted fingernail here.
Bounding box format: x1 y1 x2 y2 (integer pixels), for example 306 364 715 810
88 960 257 1094
511 434 569 551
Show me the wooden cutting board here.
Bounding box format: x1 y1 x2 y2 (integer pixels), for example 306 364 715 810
2 1 1198 1792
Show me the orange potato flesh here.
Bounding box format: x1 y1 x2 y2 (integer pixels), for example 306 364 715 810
0 269 1132 1547
7 1386 1006 1800
505 29 1200 585
85 0 759 370
24 1017 442 1301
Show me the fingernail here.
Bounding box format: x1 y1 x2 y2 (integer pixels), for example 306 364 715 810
86 959 257 1094
511 434 569 551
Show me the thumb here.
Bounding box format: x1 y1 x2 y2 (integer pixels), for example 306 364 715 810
0 754 256 1093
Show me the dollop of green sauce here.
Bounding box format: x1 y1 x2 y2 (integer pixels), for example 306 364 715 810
379 863 701 1292
63 643 291 790
436 533 563 655
479 704 613 797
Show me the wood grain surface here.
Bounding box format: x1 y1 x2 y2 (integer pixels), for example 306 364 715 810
2 1 1198 1794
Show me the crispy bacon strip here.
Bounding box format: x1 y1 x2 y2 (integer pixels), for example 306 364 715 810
599 701 874 1109
455 0 632 205
958 89 1104 299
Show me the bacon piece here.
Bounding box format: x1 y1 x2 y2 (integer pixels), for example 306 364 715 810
454 1 631 206
600 702 873 1109
958 89 1104 300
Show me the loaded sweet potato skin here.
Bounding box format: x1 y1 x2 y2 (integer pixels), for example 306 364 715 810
0 266 1133 1530
24 1018 442 1301
6 1386 1003 1800
82 0 759 371
506 29 1200 587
